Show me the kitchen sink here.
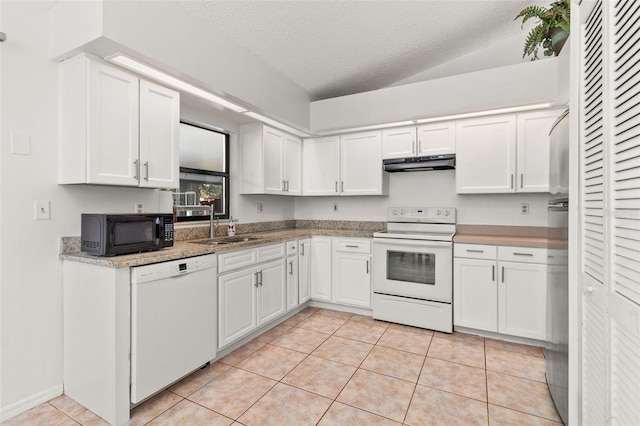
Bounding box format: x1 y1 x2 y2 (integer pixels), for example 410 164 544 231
191 236 258 245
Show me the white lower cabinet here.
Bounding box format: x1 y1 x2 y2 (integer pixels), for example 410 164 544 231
454 243 547 340
298 238 311 304
310 237 333 301
218 244 286 348
332 238 371 308
285 240 299 312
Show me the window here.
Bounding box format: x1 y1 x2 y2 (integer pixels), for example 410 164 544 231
174 121 229 222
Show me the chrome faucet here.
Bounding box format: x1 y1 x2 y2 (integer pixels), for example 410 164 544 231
210 207 218 238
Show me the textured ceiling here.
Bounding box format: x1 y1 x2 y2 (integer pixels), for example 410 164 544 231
181 0 549 101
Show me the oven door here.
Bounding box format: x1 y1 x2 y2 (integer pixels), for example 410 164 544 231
373 238 452 303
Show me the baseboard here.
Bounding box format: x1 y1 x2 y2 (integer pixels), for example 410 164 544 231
0 384 63 422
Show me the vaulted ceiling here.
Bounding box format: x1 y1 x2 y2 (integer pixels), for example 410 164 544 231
180 0 551 101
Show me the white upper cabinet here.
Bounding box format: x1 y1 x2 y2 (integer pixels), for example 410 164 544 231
138 80 180 189
303 131 388 196
239 123 302 196
456 114 517 194
516 109 564 193
302 136 341 195
58 53 179 188
456 109 564 194
382 122 455 160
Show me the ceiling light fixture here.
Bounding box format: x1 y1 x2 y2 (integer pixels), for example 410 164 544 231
106 53 248 113
413 103 555 124
244 112 311 138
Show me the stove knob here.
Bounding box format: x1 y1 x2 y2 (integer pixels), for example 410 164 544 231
392 209 398 216
400 209 406 215
436 209 442 216
444 210 451 216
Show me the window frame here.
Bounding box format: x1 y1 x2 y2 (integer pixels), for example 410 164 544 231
176 120 230 222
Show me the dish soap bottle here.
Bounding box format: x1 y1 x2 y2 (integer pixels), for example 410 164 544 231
227 217 236 236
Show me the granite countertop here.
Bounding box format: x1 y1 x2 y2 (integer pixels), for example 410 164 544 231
453 225 564 249
60 228 379 268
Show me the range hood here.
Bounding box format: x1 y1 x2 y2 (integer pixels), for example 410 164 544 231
383 154 455 173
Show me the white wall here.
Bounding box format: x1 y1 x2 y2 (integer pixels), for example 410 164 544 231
49 0 311 131
0 1 166 418
295 170 550 226
310 58 562 132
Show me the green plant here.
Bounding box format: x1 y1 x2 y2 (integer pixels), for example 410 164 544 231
515 0 570 59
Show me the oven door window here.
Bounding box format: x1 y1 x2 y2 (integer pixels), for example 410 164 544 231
387 250 436 285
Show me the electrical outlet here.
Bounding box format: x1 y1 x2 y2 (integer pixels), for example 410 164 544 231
135 202 144 213
332 203 339 213
256 203 264 213
521 203 530 215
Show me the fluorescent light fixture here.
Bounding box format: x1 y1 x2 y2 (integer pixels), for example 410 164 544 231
244 112 311 138
315 120 414 136
414 103 554 124
107 53 248 113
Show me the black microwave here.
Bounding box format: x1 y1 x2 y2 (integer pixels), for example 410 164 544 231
81 213 174 256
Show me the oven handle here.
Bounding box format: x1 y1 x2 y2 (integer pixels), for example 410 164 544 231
373 238 452 248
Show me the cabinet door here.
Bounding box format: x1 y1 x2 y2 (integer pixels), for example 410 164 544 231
456 115 517 194
87 60 140 186
516 110 562 193
310 237 332 301
382 126 416 159
298 239 311 303
283 134 302 195
218 268 257 348
302 136 340 195
263 126 285 194
286 256 299 311
453 258 498 332
417 122 456 156
139 80 180 189
498 261 547 340
340 131 386 195
257 259 287 326
333 252 371 308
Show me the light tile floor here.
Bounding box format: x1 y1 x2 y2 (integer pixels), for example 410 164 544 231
3 307 562 426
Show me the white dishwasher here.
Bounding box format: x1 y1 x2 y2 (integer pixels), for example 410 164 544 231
130 254 217 404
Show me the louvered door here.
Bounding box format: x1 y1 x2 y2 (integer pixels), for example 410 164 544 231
579 0 640 424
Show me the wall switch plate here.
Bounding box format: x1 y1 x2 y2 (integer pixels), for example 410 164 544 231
521 203 530 215
135 202 144 213
332 203 339 213
34 200 50 220
256 203 263 213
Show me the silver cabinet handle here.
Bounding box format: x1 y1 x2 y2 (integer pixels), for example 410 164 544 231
510 174 514 189
289 261 293 275
341 181 344 192
258 271 263 286
418 139 422 153
285 180 289 192
412 140 416 154
513 252 534 257
492 265 495 281
501 266 505 283
366 260 370 274
144 161 149 181
346 244 359 248
335 181 338 192
300 243 305 256
254 272 259 287
133 159 139 180
520 173 524 189
466 249 484 253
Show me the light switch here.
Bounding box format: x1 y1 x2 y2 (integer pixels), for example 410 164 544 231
11 131 31 155
34 201 50 220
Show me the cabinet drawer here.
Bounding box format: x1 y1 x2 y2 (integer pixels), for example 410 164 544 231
257 243 286 263
218 249 257 274
335 238 371 254
498 246 547 264
286 240 298 256
454 244 497 260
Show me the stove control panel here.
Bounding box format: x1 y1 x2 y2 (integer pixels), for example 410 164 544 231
387 207 456 223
